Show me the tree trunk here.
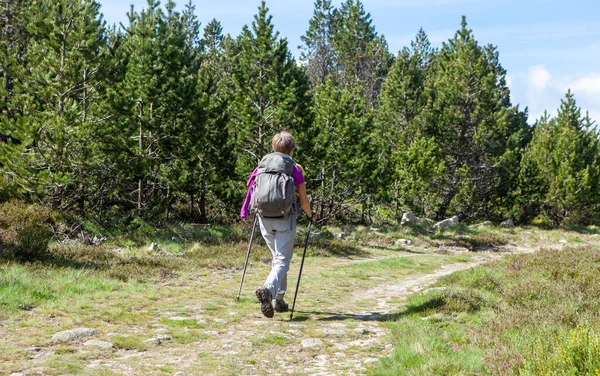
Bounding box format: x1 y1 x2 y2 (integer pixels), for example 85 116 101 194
436 188 456 220
190 192 196 222
138 103 144 211
199 190 207 224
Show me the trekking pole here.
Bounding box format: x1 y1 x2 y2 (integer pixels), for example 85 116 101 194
289 220 313 320
237 215 259 301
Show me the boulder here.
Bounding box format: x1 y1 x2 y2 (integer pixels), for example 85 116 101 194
394 239 412 246
336 232 349 240
51 328 99 343
301 338 323 349
500 219 514 228
83 340 113 349
320 329 346 337
433 216 459 230
401 212 422 226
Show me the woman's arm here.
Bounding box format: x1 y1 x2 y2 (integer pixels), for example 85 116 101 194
296 182 316 222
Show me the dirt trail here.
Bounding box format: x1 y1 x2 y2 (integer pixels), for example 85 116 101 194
360 255 497 313
89 249 520 375
9 238 589 376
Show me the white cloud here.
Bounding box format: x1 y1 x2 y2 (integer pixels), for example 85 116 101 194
568 74 600 95
528 65 552 90
512 68 600 124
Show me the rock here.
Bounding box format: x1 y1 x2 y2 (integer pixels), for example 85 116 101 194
336 232 349 240
354 328 368 335
287 329 303 336
11 373 27 376
334 343 349 351
144 334 172 345
29 350 56 359
334 352 347 358
301 339 323 349
51 328 99 343
84 340 113 349
213 318 227 324
433 216 459 230
500 219 515 228
154 329 169 334
168 316 193 321
321 329 346 337
394 238 412 246
171 236 182 243
401 212 422 226
475 221 493 227
364 358 379 364
148 242 158 251
559 239 568 244
173 373 186 376
92 235 107 245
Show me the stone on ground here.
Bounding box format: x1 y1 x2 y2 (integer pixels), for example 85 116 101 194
401 212 422 226
433 216 459 230
84 340 114 349
51 328 99 343
301 338 323 349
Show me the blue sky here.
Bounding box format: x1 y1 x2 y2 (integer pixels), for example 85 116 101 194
99 0 600 124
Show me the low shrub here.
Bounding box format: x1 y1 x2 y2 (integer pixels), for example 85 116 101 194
0 200 56 260
521 323 600 375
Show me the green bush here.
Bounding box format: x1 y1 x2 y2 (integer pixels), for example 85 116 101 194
522 324 600 375
0 200 55 260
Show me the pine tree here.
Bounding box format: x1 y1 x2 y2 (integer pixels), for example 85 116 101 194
375 29 437 219
411 17 529 220
0 0 31 200
331 0 393 108
167 17 235 223
516 92 600 225
299 0 336 87
305 79 373 222
229 1 311 177
99 0 200 218
1 0 107 210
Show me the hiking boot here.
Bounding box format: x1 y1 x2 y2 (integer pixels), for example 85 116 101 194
274 299 289 313
255 288 274 318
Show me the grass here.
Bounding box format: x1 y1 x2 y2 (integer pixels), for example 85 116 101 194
1 220 599 375
371 245 600 375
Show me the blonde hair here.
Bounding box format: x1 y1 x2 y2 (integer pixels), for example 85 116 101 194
272 131 295 155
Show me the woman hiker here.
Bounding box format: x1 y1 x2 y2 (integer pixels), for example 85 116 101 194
240 131 316 318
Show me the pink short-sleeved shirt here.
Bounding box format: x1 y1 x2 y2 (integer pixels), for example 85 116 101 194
240 164 305 218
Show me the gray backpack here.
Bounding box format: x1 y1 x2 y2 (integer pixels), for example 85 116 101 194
252 152 296 218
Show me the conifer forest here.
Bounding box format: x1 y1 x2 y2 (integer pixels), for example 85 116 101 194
1 0 599 227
